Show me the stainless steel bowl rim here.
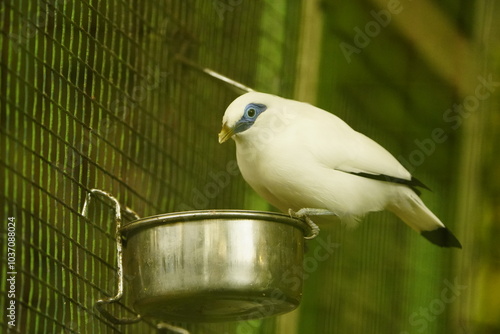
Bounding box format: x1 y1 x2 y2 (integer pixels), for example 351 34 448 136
120 209 310 236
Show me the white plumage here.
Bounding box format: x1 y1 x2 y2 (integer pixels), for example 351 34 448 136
219 92 461 248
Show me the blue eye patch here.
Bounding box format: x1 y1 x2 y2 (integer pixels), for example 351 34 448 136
234 103 267 134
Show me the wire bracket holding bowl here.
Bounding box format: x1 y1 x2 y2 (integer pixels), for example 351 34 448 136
82 189 192 334
81 189 142 325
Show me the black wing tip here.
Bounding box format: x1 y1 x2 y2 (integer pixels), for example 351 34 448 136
346 172 431 196
421 227 462 249
410 176 432 192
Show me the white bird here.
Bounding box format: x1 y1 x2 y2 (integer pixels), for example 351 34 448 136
218 92 461 248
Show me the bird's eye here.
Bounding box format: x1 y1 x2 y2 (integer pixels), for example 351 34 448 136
247 108 256 118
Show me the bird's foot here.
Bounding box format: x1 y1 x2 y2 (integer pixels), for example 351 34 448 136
288 208 335 240
294 208 337 217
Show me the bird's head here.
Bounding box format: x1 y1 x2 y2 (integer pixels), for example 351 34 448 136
218 92 283 144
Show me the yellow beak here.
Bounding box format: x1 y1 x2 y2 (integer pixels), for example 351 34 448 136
218 124 234 144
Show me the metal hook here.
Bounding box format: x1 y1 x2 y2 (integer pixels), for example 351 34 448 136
175 55 255 93
81 189 142 324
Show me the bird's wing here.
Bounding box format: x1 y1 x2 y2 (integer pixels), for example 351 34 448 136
332 130 429 194
293 102 428 192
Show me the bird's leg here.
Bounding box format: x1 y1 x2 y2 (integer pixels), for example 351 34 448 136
288 208 335 240
295 208 336 217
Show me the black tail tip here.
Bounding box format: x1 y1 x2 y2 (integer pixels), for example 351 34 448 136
421 227 462 249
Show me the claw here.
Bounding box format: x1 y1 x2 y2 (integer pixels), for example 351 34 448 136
288 208 323 240
303 216 320 239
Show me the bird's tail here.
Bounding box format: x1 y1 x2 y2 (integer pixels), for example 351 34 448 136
388 190 462 248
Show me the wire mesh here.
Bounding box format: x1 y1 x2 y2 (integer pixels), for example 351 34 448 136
1 0 301 333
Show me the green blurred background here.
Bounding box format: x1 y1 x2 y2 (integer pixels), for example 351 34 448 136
1 0 499 333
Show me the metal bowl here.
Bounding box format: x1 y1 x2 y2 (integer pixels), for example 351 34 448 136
119 210 309 322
